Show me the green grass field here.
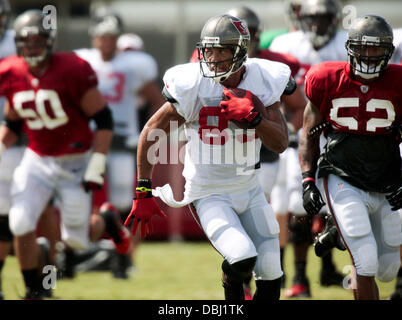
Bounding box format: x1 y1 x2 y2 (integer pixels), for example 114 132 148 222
1 241 397 300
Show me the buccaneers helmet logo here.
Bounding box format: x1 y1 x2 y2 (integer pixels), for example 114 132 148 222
232 21 248 36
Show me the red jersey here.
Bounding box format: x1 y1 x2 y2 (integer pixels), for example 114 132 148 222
305 61 402 136
305 61 402 192
0 53 98 156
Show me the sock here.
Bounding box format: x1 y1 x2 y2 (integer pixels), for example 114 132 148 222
321 251 335 271
280 248 285 271
253 278 281 300
295 261 306 282
100 210 122 244
22 268 41 294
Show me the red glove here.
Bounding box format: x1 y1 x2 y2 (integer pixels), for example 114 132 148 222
220 88 262 127
124 190 167 238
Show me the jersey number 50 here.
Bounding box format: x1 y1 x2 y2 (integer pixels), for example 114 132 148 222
13 89 68 130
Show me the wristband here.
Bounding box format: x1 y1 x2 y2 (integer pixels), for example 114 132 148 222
248 113 263 128
137 178 152 190
136 186 152 192
84 152 106 184
302 171 316 183
302 177 315 183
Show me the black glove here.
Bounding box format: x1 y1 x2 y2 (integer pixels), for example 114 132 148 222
302 171 325 216
314 215 346 257
386 185 402 211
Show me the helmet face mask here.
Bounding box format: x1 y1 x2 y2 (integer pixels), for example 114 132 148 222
197 43 244 82
300 13 338 48
346 15 394 79
16 35 51 67
196 14 250 83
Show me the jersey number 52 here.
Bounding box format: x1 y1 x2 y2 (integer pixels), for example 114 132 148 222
330 98 395 133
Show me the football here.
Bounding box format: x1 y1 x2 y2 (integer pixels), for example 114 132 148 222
222 88 267 130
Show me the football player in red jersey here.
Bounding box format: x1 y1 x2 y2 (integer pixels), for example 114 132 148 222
0 9 130 299
299 15 402 300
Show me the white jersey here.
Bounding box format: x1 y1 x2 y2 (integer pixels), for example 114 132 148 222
0 30 15 60
74 48 158 139
0 30 16 116
392 28 402 64
270 30 348 85
155 58 290 206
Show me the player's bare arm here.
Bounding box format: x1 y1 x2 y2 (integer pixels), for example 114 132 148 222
80 87 113 154
0 100 21 148
137 101 185 179
298 101 323 173
139 81 166 115
256 101 289 153
280 86 307 131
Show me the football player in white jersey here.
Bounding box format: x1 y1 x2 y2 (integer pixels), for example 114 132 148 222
125 14 291 300
225 5 307 297
270 0 347 87
117 33 145 52
269 0 346 298
75 11 165 278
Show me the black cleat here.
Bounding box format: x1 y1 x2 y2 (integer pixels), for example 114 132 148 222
58 249 76 279
111 252 132 279
320 269 344 287
24 288 45 300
